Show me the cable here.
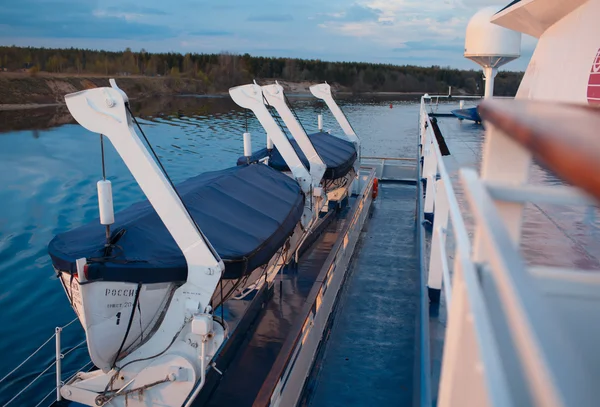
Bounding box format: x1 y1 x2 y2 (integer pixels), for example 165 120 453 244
0 335 56 384
33 387 55 407
61 317 79 329
330 92 359 136
62 339 87 358
3 361 56 406
283 92 310 137
125 103 222 264
262 94 289 138
137 297 143 344
100 134 107 180
219 279 224 322
111 283 142 368
103 315 190 396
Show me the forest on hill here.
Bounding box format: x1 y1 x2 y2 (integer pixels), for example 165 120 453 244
0 46 524 95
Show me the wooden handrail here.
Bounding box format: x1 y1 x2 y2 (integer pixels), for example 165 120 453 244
478 99 600 201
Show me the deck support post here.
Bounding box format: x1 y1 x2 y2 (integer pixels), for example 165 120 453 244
473 124 531 261
427 179 449 302
422 128 438 219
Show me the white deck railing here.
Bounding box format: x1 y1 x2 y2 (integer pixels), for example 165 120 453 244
420 96 600 407
420 97 510 406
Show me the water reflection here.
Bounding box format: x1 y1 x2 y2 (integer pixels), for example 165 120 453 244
0 106 74 134
0 93 421 134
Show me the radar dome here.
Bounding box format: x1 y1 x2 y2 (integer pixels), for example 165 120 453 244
464 5 521 68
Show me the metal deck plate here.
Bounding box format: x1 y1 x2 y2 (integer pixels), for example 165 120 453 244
303 183 419 407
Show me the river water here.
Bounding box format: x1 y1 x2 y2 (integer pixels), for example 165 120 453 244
0 94 597 406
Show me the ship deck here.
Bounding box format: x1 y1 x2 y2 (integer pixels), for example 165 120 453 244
302 182 420 407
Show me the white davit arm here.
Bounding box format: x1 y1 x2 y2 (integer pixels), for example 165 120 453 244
309 82 360 147
229 83 312 193
261 82 326 188
65 80 224 302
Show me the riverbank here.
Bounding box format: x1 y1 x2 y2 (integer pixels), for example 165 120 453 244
0 73 213 108
0 73 474 111
0 73 346 109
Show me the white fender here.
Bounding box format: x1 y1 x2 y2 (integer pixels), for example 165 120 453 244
262 82 326 188
229 83 312 194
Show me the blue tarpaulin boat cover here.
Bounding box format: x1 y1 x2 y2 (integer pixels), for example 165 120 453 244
238 132 356 180
48 164 305 283
450 107 482 123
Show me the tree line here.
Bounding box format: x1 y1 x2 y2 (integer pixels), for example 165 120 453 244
0 46 523 95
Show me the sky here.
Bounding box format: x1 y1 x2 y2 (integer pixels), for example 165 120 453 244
0 0 535 70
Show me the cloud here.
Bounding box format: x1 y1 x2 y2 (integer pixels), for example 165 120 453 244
93 5 168 21
188 29 233 37
313 4 385 25
0 0 175 40
394 40 464 54
93 9 144 22
247 14 293 22
340 5 382 22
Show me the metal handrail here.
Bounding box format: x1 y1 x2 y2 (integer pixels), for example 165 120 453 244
33 360 94 407
0 317 77 385
3 362 57 407
0 334 57 385
1 317 88 407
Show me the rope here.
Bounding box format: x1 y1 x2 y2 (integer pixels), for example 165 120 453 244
102 316 190 397
1 317 85 406
330 92 359 136
220 279 224 322
96 376 170 405
33 388 56 407
0 334 55 384
61 317 79 329
283 92 310 136
100 134 107 180
125 103 221 263
2 361 56 407
62 339 87 358
29 359 93 407
64 360 94 384
262 93 289 138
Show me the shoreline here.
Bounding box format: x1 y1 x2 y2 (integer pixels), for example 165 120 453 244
0 103 62 111
0 74 476 110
